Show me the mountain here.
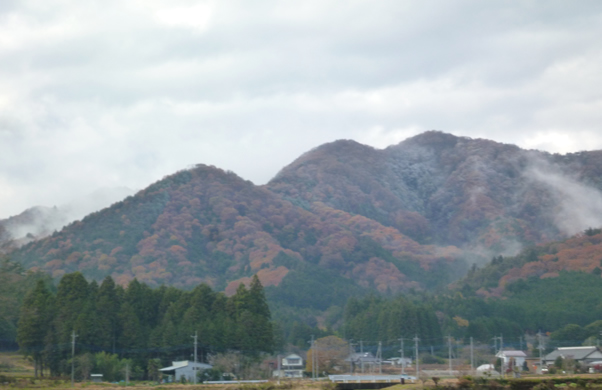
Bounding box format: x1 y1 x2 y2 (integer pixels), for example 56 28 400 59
0 206 68 252
10 165 463 302
0 187 134 252
268 131 602 257
6 131 602 313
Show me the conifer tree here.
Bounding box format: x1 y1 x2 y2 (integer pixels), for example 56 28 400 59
17 280 52 377
95 276 121 352
53 272 90 372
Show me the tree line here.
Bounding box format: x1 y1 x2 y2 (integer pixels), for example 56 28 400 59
17 272 273 379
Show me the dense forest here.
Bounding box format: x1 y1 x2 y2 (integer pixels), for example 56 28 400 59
16 271 273 379
6 253 602 379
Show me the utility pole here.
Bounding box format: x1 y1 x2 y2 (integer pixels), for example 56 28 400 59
500 334 506 378
316 338 319 379
309 336 315 380
399 338 405 375
538 331 545 373
71 330 78 387
349 341 355 374
277 354 281 385
520 336 523 351
414 335 420 378
192 331 198 384
500 334 504 352
448 335 452 374
360 340 364 373
377 342 382 374
470 337 474 373
125 362 130 385
492 336 498 354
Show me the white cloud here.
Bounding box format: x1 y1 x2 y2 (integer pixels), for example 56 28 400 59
1 1 602 217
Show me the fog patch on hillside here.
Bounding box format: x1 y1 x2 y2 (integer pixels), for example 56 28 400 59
1 187 134 247
526 159 602 236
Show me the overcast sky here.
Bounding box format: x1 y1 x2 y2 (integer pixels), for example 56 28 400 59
1 0 602 218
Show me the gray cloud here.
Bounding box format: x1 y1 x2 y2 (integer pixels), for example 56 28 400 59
1 0 602 217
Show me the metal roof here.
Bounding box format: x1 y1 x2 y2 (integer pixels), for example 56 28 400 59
544 346 601 361
160 361 212 372
496 350 527 358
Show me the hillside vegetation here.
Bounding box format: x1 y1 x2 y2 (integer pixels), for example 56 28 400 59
5 131 602 336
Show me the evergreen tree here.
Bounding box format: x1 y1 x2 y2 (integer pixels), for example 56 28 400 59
248 275 270 319
17 280 52 377
53 272 90 374
95 276 121 352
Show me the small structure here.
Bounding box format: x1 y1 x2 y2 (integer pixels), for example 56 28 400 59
476 364 499 377
90 374 103 383
544 346 602 366
496 350 527 369
383 357 412 367
346 352 380 372
159 360 213 382
272 354 304 378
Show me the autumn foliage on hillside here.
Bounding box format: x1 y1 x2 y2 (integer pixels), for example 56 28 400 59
458 228 602 299
8 131 602 309
269 131 602 254
10 164 463 298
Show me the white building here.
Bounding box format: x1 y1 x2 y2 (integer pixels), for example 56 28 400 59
273 354 304 378
159 360 213 382
496 350 527 368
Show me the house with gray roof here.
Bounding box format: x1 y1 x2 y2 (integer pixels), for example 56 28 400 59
543 347 602 366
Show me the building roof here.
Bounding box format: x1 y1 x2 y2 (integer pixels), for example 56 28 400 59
345 352 379 363
544 347 602 361
496 350 527 358
160 361 212 372
284 354 303 361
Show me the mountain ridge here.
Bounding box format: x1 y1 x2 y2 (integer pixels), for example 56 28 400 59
6 131 602 312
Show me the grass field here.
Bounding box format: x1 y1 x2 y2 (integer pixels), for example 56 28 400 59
0 352 34 377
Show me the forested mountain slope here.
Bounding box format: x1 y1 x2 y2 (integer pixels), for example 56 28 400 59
10 165 463 303
459 228 602 297
268 131 602 255
7 131 602 313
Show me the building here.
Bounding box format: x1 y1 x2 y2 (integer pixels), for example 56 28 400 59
544 346 602 366
496 350 527 368
159 361 213 382
273 354 305 378
345 352 380 372
383 357 412 367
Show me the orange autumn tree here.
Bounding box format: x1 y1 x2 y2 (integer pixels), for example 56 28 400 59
306 335 349 375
